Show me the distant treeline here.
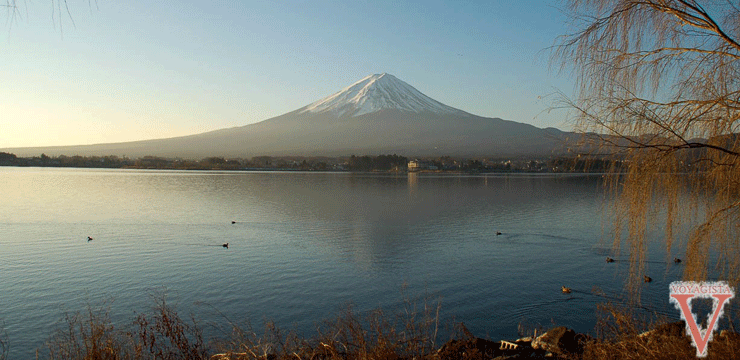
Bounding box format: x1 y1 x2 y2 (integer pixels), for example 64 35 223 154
0 152 341 171
348 154 407 171
0 152 134 168
0 151 619 173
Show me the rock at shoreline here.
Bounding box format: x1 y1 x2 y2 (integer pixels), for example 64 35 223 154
531 326 582 355
436 328 587 360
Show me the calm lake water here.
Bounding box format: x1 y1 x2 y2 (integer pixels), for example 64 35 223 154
0 168 692 358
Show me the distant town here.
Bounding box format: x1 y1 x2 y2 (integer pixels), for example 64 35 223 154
0 152 615 173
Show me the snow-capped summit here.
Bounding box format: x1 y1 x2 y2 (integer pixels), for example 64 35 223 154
299 73 470 117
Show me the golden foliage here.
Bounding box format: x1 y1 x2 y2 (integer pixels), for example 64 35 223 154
556 0 740 290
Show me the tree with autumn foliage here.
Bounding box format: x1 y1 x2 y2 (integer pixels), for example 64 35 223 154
556 0 740 290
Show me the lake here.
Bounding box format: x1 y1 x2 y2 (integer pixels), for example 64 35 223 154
0 168 688 358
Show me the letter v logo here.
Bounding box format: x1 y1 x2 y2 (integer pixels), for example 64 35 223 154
669 281 735 358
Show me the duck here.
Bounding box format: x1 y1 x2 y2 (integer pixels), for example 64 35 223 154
606 257 615 263
222 243 229 248
673 257 682 263
231 221 236 224
644 275 652 282
496 231 502 236
561 286 572 294
87 236 93 241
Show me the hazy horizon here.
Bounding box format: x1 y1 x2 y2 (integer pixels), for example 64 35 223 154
2 0 573 148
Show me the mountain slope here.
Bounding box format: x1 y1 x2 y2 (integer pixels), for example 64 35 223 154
2 74 568 158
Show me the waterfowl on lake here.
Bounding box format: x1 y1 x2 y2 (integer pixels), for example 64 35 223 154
231 221 236 224
87 236 93 241
606 257 614 263
644 275 652 282
674 257 682 263
496 231 502 236
561 286 572 294
223 243 229 248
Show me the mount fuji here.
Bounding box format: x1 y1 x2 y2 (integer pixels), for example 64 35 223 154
3 73 567 158
299 73 469 117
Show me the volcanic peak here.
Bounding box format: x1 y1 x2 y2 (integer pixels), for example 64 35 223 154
299 73 470 118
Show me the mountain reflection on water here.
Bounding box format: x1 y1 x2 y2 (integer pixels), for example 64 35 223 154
0 168 694 359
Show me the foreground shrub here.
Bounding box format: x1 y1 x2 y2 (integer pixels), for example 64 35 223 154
580 303 740 360
212 296 443 360
45 297 208 360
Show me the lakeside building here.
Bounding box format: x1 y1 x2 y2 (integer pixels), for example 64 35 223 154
407 160 438 172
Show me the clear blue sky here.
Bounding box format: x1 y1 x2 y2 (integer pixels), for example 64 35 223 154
1 0 574 148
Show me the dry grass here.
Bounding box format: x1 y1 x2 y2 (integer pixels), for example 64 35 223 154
211 295 443 360
38 293 740 359
132 296 208 360
45 296 209 360
41 292 443 360
578 303 740 360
